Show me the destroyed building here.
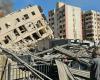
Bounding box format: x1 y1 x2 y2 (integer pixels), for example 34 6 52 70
0 5 54 80
0 5 53 51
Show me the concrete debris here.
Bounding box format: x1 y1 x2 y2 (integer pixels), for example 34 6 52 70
0 40 95 80
55 60 75 80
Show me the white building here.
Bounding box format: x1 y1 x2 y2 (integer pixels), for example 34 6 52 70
0 5 53 51
48 2 83 40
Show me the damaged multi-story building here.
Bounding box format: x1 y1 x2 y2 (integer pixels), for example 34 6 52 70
0 5 53 51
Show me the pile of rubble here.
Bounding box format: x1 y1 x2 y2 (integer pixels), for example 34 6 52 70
0 40 96 80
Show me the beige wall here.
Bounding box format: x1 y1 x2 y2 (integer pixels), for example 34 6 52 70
48 2 82 40
83 10 100 41
0 5 53 50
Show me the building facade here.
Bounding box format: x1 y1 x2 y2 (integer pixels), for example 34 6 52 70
82 10 100 41
48 2 82 40
0 5 53 51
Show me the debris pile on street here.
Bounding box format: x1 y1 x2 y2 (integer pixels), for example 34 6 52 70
0 40 97 80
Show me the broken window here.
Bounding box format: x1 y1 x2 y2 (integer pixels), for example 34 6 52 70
24 36 33 42
19 25 27 33
4 35 11 44
37 20 43 26
4 39 9 44
31 11 35 15
16 18 20 22
13 29 20 36
24 14 29 19
39 29 46 36
36 20 43 28
36 24 40 28
32 33 40 40
5 23 10 28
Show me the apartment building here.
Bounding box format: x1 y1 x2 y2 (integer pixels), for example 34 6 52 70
82 10 100 41
48 2 82 40
0 5 53 51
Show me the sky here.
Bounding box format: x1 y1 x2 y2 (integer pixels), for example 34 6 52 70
13 0 100 15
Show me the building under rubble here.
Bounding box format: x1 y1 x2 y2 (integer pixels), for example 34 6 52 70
0 5 53 51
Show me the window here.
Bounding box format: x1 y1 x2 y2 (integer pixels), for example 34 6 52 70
63 35 66 38
0 42 2 45
60 30 62 33
28 24 31 27
60 36 62 38
0 27 1 30
16 18 20 22
39 29 46 36
36 20 43 28
51 23 54 25
31 11 35 15
36 24 40 28
4 39 9 44
4 35 11 44
5 23 10 28
59 25 62 28
37 20 43 26
32 33 40 40
49 19 51 21
13 29 20 36
24 14 29 19
19 25 27 33
42 14 46 20
38 6 43 12
63 24 65 27
24 36 33 42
